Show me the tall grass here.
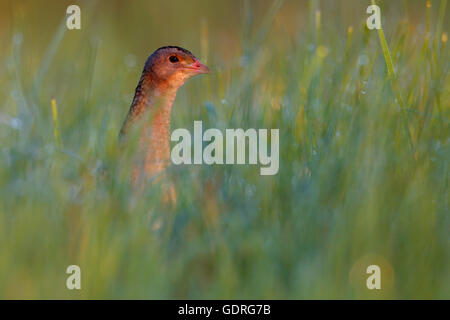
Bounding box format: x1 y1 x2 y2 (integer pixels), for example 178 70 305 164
0 0 448 299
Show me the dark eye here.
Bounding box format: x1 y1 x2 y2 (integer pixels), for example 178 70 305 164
169 55 179 63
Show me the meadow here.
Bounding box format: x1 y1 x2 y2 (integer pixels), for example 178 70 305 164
0 0 448 299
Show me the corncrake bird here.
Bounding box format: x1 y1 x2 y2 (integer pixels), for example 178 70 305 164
120 46 209 195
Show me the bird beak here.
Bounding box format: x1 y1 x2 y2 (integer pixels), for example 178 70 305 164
186 59 210 74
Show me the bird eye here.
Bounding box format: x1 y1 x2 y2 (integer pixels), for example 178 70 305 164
169 55 179 63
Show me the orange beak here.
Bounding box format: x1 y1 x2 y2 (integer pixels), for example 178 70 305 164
185 59 210 74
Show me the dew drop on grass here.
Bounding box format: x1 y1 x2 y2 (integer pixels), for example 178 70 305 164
204 102 217 118
11 118 21 129
245 184 256 198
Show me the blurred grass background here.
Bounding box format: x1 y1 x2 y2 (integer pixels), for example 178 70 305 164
0 0 448 299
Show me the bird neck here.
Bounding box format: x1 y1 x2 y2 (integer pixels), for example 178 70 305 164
125 68 183 184
141 88 177 177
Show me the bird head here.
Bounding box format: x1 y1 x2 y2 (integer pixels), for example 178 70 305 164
145 46 209 90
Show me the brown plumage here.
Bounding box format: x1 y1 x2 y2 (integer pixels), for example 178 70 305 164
120 46 209 187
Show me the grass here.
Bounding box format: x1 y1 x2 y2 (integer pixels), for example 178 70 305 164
0 0 448 299
371 0 415 153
